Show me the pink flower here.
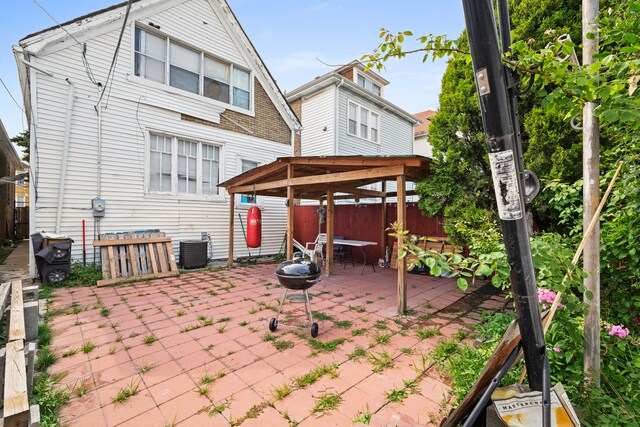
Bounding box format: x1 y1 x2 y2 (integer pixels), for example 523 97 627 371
607 324 630 339
553 347 561 353
537 287 563 308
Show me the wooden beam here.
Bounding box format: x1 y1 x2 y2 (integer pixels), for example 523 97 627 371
326 192 334 277
380 181 387 259
229 164 407 194
287 165 295 260
397 175 407 315
326 186 386 198
93 237 172 246
287 156 425 168
4 340 29 426
381 189 418 198
228 193 235 268
9 280 25 342
219 159 287 188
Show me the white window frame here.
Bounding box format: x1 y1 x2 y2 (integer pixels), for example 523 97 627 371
346 100 380 143
236 158 264 208
354 69 383 97
133 24 253 112
146 130 224 200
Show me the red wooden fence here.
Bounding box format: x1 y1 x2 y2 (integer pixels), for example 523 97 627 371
293 202 446 263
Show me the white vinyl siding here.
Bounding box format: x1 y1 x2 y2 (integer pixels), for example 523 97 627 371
26 0 292 267
299 85 335 156
338 88 413 156
134 26 252 110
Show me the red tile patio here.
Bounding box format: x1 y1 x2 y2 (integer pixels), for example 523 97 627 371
46 263 511 426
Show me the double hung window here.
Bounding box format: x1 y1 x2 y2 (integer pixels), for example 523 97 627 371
347 101 380 143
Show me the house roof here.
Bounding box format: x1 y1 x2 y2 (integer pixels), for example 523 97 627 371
414 110 436 137
219 155 430 200
0 120 26 170
15 0 301 131
336 60 390 86
286 72 419 125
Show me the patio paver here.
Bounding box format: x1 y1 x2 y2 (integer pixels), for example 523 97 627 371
50 263 512 426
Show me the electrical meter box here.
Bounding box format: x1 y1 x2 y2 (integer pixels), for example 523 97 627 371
92 198 106 217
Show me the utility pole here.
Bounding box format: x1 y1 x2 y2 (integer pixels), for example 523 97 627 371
582 0 601 386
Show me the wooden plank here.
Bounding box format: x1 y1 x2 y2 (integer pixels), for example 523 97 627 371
4 340 29 424
147 243 159 273
97 271 178 287
9 280 25 342
0 281 11 317
228 194 235 268
107 246 118 280
396 174 407 315
156 242 168 273
326 192 334 276
93 237 172 246
118 235 129 278
231 164 407 194
128 244 140 277
165 242 178 272
286 165 294 260
380 181 387 259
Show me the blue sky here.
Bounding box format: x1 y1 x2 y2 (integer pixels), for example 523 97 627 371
0 0 465 140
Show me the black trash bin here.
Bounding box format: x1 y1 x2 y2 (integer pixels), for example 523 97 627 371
32 233 73 284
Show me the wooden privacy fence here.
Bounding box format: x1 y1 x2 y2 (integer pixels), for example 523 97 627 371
0 280 39 427
14 207 29 240
94 231 179 287
294 202 446 262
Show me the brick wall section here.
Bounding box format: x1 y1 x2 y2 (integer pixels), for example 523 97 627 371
181 79 291 145
289 98 302 156
338 67 354 81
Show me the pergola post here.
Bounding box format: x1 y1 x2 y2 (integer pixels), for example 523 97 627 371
380 181 387 259
228 193 235 268
325 192 335 276
396 174 407 314
287 165 294 259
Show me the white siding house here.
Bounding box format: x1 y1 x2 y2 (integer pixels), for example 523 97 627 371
14 0 300 276
287 61 420 202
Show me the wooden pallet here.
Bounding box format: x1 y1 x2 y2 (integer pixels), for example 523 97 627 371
94 232 179 287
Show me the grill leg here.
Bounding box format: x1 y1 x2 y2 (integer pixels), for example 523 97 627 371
275 289 288 323
303 289 314 326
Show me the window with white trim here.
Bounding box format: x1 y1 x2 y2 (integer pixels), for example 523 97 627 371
347 101 380 143
149 133 220 196
240 159 259 204
134 26 252 110
356 73 381 96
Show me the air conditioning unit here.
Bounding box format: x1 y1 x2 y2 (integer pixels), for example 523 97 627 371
179 240 208 269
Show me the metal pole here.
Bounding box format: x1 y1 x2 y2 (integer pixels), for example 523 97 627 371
582 0 601 387
461 0 546 391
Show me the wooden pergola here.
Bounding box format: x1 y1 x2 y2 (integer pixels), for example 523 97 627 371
218 155 431 314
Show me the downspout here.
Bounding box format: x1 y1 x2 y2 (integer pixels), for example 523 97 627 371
54 78 75 233
96 83 103 198
333 78 345 155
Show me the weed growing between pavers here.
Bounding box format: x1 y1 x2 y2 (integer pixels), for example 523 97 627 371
293 362 339 388
271 382 292 400
353 407 372 424
371 332 391 345
201 369 225 385
137 363 155 374
111 379 140 404
369 350 394 373
62 348 78 358
142 334 157 345
351 328 367 336
35 347 58 370
308 338 346 353
273 339 294 350
348 346 367 360
33 373 70 425
72 377 92 397
312 393 342 415
229 402 269 426
333 319 352 329
311 311 333 321
386 387 408 403
416 327 441 339
201 398 232 416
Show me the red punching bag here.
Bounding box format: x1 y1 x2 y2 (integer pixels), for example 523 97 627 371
246 206 262 248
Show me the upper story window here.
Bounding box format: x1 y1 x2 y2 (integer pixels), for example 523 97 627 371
356 73 381 96
134 27 252 110
347 101 380 143
149 132 220 197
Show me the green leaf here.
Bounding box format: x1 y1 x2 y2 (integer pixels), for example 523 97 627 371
431 265 442 277
457 278 468 291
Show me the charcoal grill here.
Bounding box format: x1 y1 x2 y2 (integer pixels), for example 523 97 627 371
269 254 321 337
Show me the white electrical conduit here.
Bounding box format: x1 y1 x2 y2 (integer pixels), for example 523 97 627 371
55 78 75 233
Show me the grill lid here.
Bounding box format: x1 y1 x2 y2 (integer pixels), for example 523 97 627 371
275 255 321 278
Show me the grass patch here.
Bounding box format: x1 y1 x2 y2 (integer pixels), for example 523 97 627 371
239 321 248 326
33 373 70 426
333 320 352 329
271 382 293 400
374 320 388 330
312 311 333 321
400 347 413 355
176 310 186 317
263 332 277 342
372 333 391 345
81 341 97 354
353 409 372 424
369 351 394 373
349 305 366 313
351 328 367 336
348 346 367 360
312 393 342 414
100 307 110 317
111 379 140 404
195 384 210 395
201 370 225 385
138 363 155 374
62 348 78 358
72 377 92 397
386 387 408 403
38 322 53 347
293 362 339 388
416 327 441 339
142 334 157 345
308 338 346 353
273 339 294 351
203 399 231 416
36 346 58 370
